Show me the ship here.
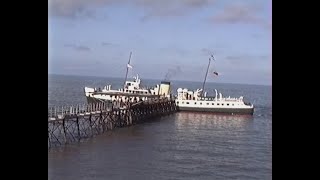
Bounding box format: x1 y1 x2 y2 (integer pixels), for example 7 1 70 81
175 88 254 114
84 74 172 103
84 52 171 103
174 55 254 115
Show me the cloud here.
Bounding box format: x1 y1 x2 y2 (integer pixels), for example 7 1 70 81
226 54 269 60
101 42 119 47
265 22 272 31
48 0 215 19
138 0 214 21
49 0 100 19
225 54 270 67
201 48 215 56
208 3 272 31
101 42 114 46
64 44 91 51
201 47 226 57
212 3 261 24
159 46 190 58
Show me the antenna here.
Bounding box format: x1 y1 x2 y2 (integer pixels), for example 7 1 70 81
201 55 213 96
123 51 132 88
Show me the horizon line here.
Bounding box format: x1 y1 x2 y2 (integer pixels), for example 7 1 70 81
48 73 271 87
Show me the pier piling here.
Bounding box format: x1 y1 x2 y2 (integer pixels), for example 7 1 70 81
48 99 176 148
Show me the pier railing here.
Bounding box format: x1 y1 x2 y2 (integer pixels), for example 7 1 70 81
48 98 177 148
48 102 112 119
48 98 174 118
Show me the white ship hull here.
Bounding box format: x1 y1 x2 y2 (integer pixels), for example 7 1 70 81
84 76 171 103
175 87 254 115
175 100 253 115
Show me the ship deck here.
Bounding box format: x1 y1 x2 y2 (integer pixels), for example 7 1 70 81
92 91 161 98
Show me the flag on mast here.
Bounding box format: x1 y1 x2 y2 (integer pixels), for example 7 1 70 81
213 71 218 76
127 63 133 68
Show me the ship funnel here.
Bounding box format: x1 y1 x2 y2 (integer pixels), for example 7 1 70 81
84 87 94 96
159 81 171 97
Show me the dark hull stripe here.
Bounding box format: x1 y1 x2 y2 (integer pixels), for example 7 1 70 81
86 96 112 104
177 106 254 115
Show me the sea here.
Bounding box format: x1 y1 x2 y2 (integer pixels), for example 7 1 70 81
48 74 272 180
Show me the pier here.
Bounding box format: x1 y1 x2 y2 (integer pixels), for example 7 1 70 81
48 98 176 148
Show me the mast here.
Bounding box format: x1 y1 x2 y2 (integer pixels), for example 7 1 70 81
201 55 214 96
123 51 132 88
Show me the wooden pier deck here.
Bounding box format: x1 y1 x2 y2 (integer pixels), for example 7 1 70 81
48 98 176 148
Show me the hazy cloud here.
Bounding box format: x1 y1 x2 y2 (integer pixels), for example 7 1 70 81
49 0 214 19
226 54 269 60
64 44 91 51
49 0 98 18
265 22 272 31
226 54 270 66
201 48 215 56
159 46 190 58
208 3 272 31
101 42 115 46
138 0 214 21
101 42 119 47
211 3 261 23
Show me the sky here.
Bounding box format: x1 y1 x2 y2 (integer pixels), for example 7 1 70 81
48 0 272 85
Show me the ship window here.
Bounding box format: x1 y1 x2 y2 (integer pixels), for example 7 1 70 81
182 101 184 104
217 103 219 105
207 103 209 105
232 104 234 106
200 102 202 105
212 103 214 105
227 103 229 106
177 101 179 104
186 102 189 104
222 103 224 106
194 102 197 105
125 90 128 92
